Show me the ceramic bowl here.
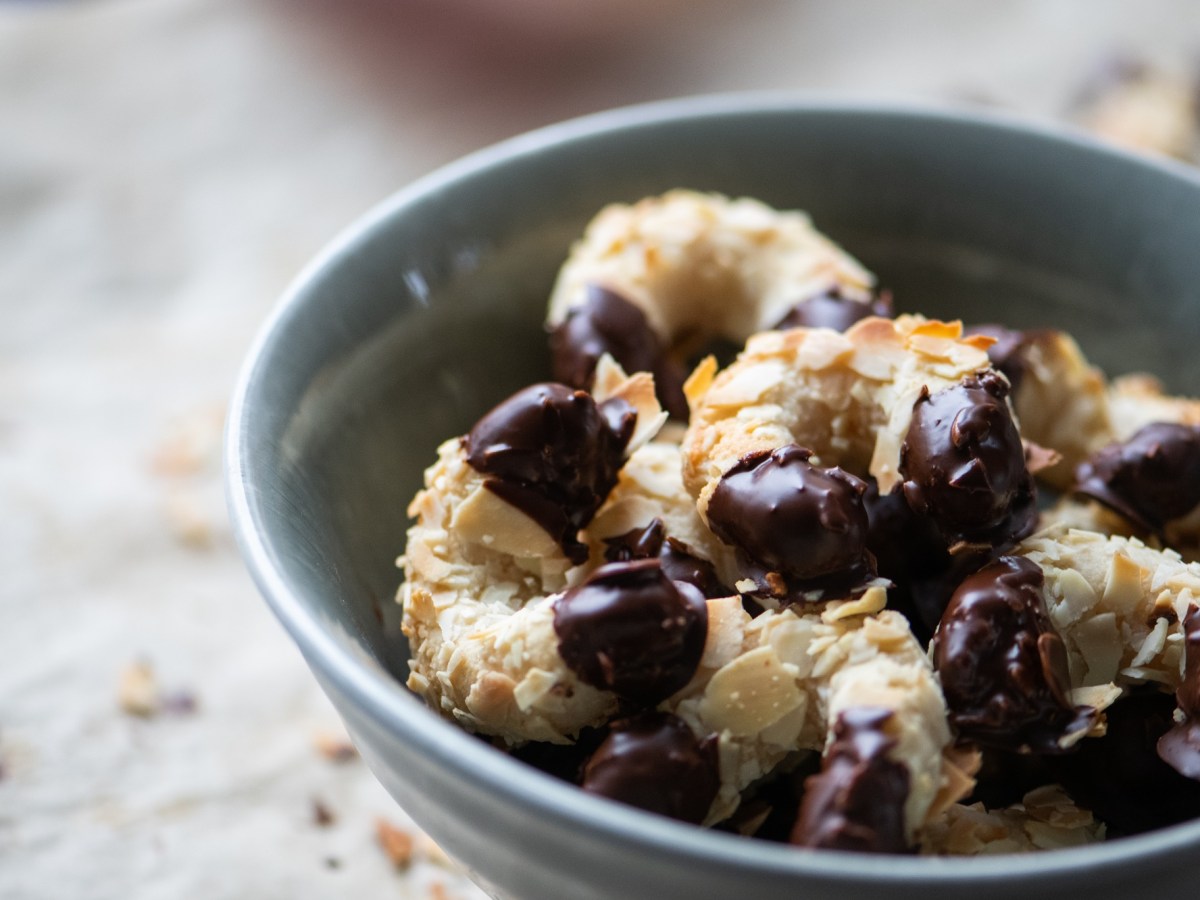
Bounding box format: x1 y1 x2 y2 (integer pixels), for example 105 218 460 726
226 95 1200 900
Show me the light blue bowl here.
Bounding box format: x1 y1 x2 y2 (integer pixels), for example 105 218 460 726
226 95 1200 900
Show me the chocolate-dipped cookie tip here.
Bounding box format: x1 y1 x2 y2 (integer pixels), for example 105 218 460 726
549 283 689 420
553 559 708 706
1075 422 1200 533
707 444 873 600
465 382 633 562
1158 605 1200 780
932 556 1095 754
580 712 719 823
790 707 911 853
603 518 732 599
772 288 893 333
900 371 1038 548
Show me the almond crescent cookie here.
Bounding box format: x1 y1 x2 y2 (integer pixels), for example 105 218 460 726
680 317 1038 609
545 190 883 418
929 526 1200 762
398 189 1200 853
401 365 675 744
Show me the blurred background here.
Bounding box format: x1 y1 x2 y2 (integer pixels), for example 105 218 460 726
3 1 1200 897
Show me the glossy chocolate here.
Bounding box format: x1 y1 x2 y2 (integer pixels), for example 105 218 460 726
963 324 1056 394
790 708 911 854
506 727 606 784
771 288 893 333
549 283 690 420
863 480 969 641
603 518 732 599
553 559 707 705
464 382 632 564
707 445 873 601
932 556 1095 753
899 371 1038 548
1053 689 1200 836
1157 604 1200 779
1074 422 1200 533
579 712 719 824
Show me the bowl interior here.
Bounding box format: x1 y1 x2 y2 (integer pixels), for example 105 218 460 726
232 98 1200 895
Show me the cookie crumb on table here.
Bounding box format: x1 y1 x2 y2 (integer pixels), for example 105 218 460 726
417 833 454 868
118 660 160 717
313 729 358 763
312 797 336 828
375 818 415 870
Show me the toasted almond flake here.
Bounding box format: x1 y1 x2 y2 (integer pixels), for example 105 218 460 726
1051 568 1100 626
683 356 718 407
1102 551 1145 617
701 595 749 671
1069 682 1122 712
821 586 887 622
698 646 802 736
118 661 159 717
313 730 358 763
376 818 415 869
450 485 560 559
417 834 454 868
1130 616 1171 667
512 668 558 712
1073 612 1122 684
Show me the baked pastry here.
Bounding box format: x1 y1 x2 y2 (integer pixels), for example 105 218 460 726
397 190 1200 854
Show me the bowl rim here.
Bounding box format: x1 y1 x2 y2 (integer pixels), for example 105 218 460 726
226 91 1200 886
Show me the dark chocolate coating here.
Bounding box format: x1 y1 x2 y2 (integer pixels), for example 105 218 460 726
1053 689 1200 836
1074 422 1200 533
932 556 1095 753
549 283 690 420
603 518 733 599
771 288 893 333
707 445 873 600
580 712 719 824
863 480 979 642
964 324 1032 393
464 382 632 564
899 371 1038 548
1157 604 1200 779
506 727 606 784
790 708 911 854
553 559 707 705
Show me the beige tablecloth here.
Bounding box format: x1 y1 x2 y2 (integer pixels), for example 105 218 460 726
2 1 1198 897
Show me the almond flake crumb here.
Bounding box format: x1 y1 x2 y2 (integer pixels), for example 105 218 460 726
150 405 225 476
376 818 415 870
418 834 454 868
427 884 452 900
118 661 160 717
163 490 214 548
313 730 358 763
312 797 336 827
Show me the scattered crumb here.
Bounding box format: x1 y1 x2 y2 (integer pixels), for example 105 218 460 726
150 405 225 477
163 489 214 549
118 661 198 719
427 883 452 900
118 661 160 717
324 856 342 870
160 690 199 716
417 833 453 868
313 730 358 763
375 818 415 870
312 797 336 828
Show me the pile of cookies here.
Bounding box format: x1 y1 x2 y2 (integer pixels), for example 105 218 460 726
399 191 1200 854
